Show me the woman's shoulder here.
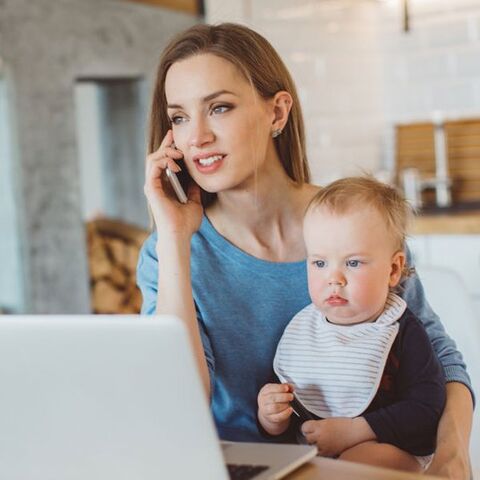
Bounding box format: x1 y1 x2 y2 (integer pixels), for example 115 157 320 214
294 182 322 216
302 182 322 199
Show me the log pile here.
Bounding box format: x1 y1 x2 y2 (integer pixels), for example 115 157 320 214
86 218 149 313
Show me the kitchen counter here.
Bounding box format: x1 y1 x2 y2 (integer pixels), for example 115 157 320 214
412 210 480 234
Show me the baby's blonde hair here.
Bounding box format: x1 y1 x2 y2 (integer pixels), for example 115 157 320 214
306 176 413 251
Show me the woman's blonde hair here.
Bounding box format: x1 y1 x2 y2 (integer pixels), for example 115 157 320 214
148 23 310 206
306 176 413 251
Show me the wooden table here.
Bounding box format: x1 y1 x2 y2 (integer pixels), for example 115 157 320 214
285 456 446 480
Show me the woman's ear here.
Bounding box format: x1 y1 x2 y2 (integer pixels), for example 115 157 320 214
389 250 406 288
271 91 293 133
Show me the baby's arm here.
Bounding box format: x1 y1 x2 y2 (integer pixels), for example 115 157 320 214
257 383 294 436
362 314 446 455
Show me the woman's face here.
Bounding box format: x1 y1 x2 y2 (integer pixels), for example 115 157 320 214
164 53 275 193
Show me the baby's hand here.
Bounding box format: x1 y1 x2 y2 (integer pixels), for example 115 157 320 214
301 418 349 457
257 383 294 435
302 417 370 457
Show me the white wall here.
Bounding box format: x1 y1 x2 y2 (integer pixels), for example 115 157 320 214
0 69 24 312
205 0 480 183
207 0 386 184
380 0 480 124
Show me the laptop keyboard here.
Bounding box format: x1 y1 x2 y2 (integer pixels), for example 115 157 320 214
227 463 269 480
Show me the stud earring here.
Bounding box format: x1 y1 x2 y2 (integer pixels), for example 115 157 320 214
272 128 282 138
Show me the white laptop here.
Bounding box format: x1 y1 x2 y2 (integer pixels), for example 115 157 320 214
0 315 316 480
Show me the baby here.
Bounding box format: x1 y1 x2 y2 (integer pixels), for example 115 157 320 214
257 176 445 472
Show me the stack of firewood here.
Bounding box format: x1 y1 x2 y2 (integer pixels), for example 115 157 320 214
86 218 149 314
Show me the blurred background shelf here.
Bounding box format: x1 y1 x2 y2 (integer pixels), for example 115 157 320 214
413 210 480 235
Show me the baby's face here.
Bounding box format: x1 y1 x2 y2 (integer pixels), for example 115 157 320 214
303 205 405 325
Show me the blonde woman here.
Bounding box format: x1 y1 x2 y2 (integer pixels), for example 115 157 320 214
138 23 473 479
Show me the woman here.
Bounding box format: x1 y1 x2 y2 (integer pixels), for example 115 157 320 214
138 23 473 479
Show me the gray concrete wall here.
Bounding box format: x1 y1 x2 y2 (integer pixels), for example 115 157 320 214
0 0 196 313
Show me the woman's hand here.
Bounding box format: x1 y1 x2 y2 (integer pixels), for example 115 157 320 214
426 448 472 480
425 382 473 480
144 129 202 239
257 383 294 436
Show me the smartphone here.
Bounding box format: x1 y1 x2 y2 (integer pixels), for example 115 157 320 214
166 167 188 204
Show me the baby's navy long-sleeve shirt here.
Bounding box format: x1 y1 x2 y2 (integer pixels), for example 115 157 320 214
363 309 446 455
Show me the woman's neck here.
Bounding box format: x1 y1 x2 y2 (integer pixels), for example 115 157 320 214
205 166 319 262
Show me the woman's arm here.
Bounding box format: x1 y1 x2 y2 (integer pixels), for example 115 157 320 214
402 247 473 396
402 247 474 478
137 233 215 397
426 382 473 480
154 232 212 396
